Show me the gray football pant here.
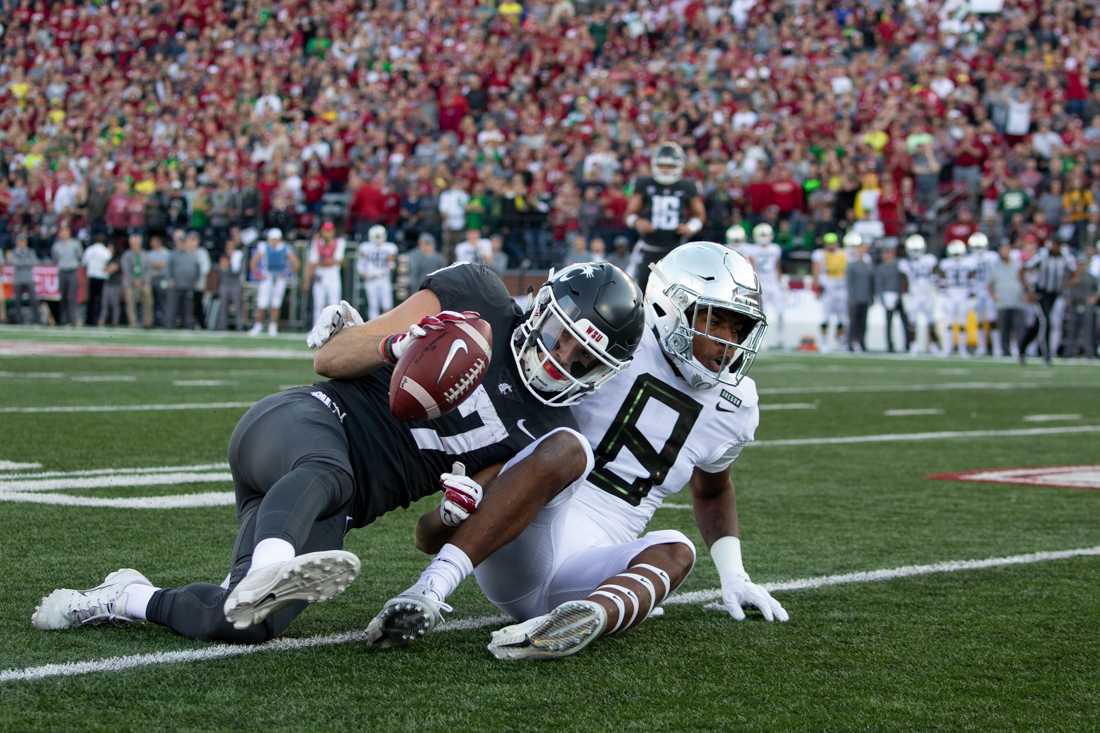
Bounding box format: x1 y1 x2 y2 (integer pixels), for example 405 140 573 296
147 390 356 643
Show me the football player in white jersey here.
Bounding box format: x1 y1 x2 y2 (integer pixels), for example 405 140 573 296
899 234 942 354
811 232 849 352
940 239 975 357
405 242 787 659
967 232 1000 355
749 222 786 350
356 225 399 320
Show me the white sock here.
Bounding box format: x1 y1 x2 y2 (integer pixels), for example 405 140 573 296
124 583 158 621
416 543 473 602
250 538 295 573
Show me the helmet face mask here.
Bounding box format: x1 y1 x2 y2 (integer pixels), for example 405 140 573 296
511 263 644 406
646 242 767 390
651 142 686 185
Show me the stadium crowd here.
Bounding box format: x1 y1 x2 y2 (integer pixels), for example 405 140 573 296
1 0 1099 355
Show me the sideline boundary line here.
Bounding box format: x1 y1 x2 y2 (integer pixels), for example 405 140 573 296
3 545 1097 684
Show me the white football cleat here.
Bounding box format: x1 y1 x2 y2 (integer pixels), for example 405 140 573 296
488 599 607 661
249 322 263 336
366 582 453 648
32 568 152 630
223 550 360 630
268 322 278 337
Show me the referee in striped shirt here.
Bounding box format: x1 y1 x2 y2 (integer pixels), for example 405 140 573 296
1019 239 1076 364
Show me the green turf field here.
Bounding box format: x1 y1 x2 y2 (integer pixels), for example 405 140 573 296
1 325 1097 731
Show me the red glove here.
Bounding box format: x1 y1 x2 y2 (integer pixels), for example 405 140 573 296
379 311 481 364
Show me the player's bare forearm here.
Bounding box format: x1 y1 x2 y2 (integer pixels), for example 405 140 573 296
414 510 455 554
313 289 442 378
690 468 740 548
447 430 589 566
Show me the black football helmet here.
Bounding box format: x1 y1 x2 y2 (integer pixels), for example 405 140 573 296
512 262 645 406
651 141 686 185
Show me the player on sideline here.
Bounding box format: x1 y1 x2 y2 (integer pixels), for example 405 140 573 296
357 224 399 320
899 234 942 354
940 239 975 357
967 232 1000 356
31 262 644 644
811 232 849 352
399 242 787 659
249 228 299 337
749 223 786 350
625 141 706 294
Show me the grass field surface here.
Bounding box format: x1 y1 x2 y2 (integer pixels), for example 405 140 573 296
0 325 1097 731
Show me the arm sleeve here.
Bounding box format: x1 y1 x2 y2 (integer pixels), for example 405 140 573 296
419 263 513 315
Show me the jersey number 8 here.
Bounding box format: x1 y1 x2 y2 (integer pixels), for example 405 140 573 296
589 374 702 506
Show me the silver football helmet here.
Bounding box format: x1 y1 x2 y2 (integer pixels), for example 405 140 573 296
946 239 967 258
752 223 774 245
725 225 747 246
368 225 387 244
967 232 989 251
646 241 767 390
904 234 926 257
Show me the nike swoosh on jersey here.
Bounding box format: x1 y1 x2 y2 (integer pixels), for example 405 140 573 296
438 339 469 383
516 419 537 440
716 402 738 413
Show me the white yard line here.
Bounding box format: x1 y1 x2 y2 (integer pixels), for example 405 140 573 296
172 380 233 387
884 408 944 417
1022 414 1082 423
750 424 1100 448
70 375 137 383
0 460 42 471
757 381 1087 396
2 545 1096 684
0 402 252 414
760 403 817 412
0 371 65 379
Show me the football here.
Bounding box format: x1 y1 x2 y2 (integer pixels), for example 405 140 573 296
388 317 493 421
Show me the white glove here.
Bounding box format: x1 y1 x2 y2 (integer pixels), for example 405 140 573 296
439 462 483 527
381 311 480 364
719 575 789 622
711 536 789 622
306 300 364 349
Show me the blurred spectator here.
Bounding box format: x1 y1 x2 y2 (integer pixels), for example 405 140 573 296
82 239 112 327
146 235 170 328
1064 257 1098 358
562 235 590 267
483 234 509 275
193 233 212 330
589 237 608 264
874 246 909 353
406 233 445 293
846 245 874 353
456 228 490 265
214 233 247 332
51 224 82 327
439 180 470 262
100 243 123 327
991 243 1027 358
165 234 199 331
8 233 39 324
120 233 153 329
607 235 632 272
